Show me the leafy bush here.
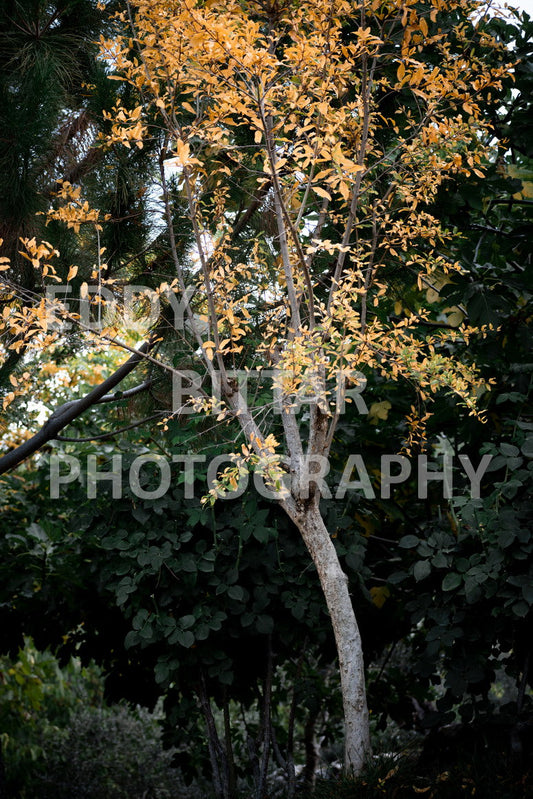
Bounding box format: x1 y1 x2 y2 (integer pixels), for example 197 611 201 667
37 704 180 799
0 640 182 798
0 637 103 794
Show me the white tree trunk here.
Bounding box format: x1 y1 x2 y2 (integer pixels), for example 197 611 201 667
283 497 371 775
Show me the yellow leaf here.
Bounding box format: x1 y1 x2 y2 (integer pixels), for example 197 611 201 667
67 265 78 282
444 309 465 327
313 186 332 201
3 392 16 409
368 400 392 424
177 139 189 161
202 340 216 361
338 182 351 201
370 586 391 609
397 62 405 81
521 181 533 198
80 282 88 299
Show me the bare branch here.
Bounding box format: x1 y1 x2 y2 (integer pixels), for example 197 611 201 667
0 340 156 475
55 412 165 442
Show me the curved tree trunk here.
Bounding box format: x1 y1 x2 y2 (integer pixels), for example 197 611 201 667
283 497 371 775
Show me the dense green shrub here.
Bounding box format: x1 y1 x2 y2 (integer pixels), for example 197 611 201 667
37 704 180 799
0 637 103 794
0 640 181 799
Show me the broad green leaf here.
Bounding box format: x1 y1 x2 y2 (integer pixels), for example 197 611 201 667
442 572 462 591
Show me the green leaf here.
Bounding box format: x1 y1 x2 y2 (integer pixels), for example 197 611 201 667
485 455 507 472
522 584 533 605
291 603 306 620
464 583 482 604
512 601 529 618
27 523 47 541
432 552 449 569
442 572 462 591
345 551 363 570
132 609 149 629
253 527 272 543
227 585 245 601
499 478 522 497
256 614 274 635
139 624 154 640
180 555 197 573
176 630 195 648
195 624 210 640
132 507 150 524
521 437 533 458
388 571 408 584
499 443 520 457
399 535 419 548
154 662 169 684
124 631 138 649
504 458 523 472
413 560 431 582
498 529 516 548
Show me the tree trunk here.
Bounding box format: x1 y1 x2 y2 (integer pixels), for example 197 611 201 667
283 498 371 775
302 707 319 791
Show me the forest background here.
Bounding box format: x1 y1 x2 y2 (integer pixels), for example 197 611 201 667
0 0 531 797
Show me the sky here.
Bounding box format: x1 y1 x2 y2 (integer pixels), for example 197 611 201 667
503 0 533 15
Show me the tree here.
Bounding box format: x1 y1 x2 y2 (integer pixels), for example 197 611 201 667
325 4 533 753
0 0 511 775
0 0 161 410
379 4 533 743
0 0 103 263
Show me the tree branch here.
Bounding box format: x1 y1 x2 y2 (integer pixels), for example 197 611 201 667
0 340 155 475
55 412 165 443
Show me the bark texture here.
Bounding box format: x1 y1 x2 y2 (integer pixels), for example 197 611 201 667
284 497 371 774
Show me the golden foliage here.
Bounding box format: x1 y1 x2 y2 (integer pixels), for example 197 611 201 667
0 0 511 467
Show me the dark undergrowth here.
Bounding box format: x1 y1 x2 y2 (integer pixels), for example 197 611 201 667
306 752 533 799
